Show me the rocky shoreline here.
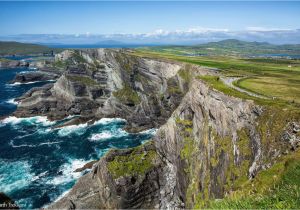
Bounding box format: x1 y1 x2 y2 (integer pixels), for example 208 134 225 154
0 59 29 68
9 49 300 209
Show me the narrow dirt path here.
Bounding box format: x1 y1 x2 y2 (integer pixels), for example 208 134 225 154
220 77 269 99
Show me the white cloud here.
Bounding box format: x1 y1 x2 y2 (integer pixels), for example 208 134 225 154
1 27 299 44
245 26 294 32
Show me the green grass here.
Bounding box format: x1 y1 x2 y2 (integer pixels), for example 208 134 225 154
53 60 67 69
113 85 141 105
139 39 300 57
196 75 298 109
72 50 86 63
66 75 98 86
207 150 300 209
0 41 61 55
236 76 300 104
0 58 13 62
107 145 157 179
132 49 300 109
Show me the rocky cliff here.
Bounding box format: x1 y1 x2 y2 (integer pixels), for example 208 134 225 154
13 49 300 209
0 59 29 68
14 49 214 131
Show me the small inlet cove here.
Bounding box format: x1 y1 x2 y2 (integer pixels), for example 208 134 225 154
0 62 156 209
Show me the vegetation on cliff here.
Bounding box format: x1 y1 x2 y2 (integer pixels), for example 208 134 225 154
208 150 300 209
113 85 141 105
66 75 99 86
107 143 158 179
196 75 296 108
133 47 300 108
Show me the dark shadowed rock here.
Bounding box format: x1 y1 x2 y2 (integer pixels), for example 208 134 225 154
10 71 59 84
0 192 19 209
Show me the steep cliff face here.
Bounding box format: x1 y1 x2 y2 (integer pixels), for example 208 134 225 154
14 49 299 209
153 79 261 208
47 71 299 209
14 49 214 131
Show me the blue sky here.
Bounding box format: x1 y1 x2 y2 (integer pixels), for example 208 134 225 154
1 1 299 35
0 1 300 44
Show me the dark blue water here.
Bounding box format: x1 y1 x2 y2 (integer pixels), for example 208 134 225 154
0 67 155 209
1 56 36 61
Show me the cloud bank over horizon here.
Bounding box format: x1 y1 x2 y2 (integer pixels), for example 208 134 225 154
1 27 300 45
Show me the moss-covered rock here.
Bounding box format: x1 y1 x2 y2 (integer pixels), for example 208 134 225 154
107 143 158 179
66 75 99 86
113 85 141 105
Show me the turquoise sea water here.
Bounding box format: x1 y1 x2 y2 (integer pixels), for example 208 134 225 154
0 65 155 208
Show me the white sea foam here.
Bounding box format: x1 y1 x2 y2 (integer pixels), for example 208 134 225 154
53 189 71 203
16 198 33 209
31 171 48 182
47 159 90 186
9 140 62 148
57 123 88 136
9 80 56 86
0 160 34 194
1 116 55 127
89 131 113 141
139 128 158 135
93 117 126 125
88 128 128 142
6 98 19 105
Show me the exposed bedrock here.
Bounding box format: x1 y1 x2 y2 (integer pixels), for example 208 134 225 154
47 77 299 209
10 71 60 84
0 59 29 68
14 49 214 131
15 49 299 209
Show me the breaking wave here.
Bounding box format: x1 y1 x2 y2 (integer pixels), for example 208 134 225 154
0 160 34 194
0 115 155 209
6 98 19 105
1 116 56 126
93 117 126 125
46 158 91 186
9 80 56 86
57 123 88 136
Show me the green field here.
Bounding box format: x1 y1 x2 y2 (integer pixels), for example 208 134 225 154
132 48 300 109
134 41 300 209
143 39 300 56
0 41 61 55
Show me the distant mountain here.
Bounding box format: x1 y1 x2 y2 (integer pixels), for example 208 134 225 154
198 39 300 50
0 41 60 55
148 39 300 56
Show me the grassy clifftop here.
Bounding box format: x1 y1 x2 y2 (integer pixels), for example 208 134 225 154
140 39 300 56
133 48 300 109
0 41 60 55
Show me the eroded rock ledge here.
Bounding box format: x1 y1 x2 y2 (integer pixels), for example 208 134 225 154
14 49 214 131
48 76 299 209
13 49 299 209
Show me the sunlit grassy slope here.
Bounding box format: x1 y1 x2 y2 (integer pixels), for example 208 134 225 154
132 48 300 108
0 41 61 55
206 149 300 209
144 39 300 56
133 42 300 209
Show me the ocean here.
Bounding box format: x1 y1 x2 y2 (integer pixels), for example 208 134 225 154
0 65 155 208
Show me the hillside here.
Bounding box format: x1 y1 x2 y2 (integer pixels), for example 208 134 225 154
0 41 60 55
7 49 299 209
135 45 300 106
142 39 300 56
